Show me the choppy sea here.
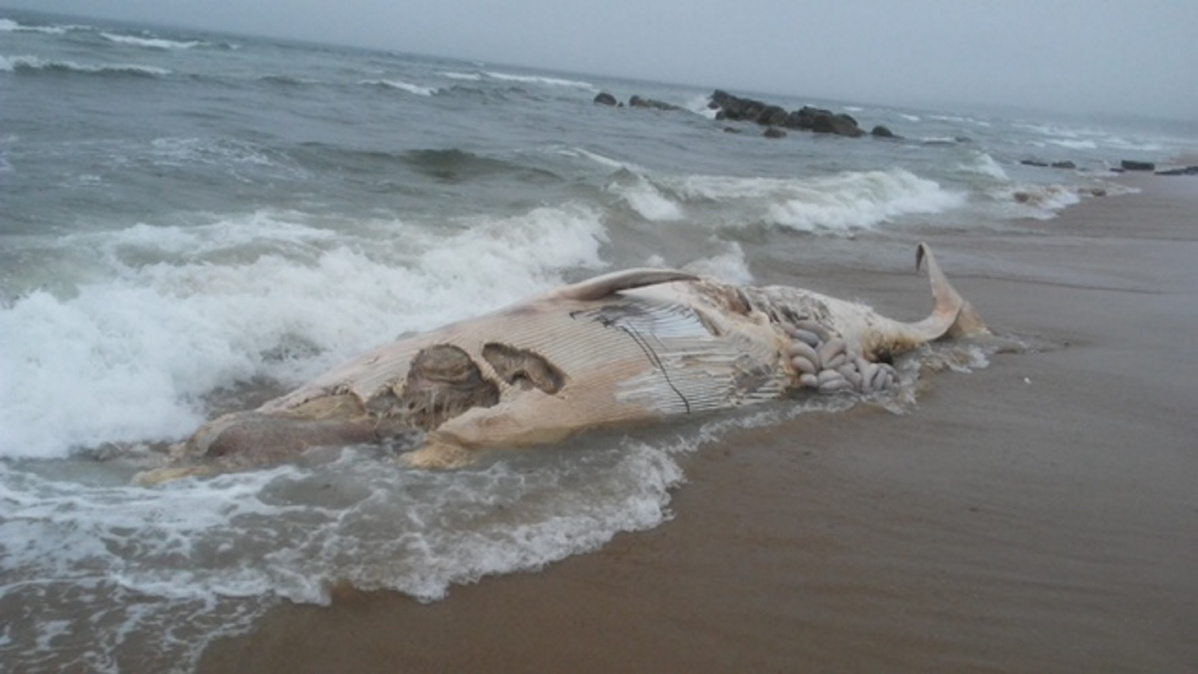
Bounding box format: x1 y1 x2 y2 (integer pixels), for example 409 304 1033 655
3 9 1197 672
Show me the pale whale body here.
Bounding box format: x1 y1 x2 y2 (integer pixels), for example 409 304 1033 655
141 243 987 482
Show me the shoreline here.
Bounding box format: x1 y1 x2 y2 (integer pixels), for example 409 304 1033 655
201 176 1198 673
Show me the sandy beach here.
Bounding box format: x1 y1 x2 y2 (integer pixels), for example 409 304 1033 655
200 175 1198 673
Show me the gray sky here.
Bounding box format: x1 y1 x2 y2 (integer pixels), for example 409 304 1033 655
11 0 1198 118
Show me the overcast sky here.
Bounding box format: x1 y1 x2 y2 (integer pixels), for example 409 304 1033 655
9 0 1198 118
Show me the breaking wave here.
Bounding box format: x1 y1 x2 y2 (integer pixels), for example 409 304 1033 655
675 168 965 232
0 17 86 34
361 79 438 96
0 204 608 460
100 32 204 50
482 70 596 90
0 54 170 77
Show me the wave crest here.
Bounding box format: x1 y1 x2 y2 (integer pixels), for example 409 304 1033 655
677 169 965 232
100 32 204 49
0 204 607 459
0 54 169 77
361 78 438 96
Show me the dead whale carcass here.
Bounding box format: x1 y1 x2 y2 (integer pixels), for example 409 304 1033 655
139 243 987 481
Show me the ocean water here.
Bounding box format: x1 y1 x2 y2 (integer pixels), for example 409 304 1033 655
3 9 1197 672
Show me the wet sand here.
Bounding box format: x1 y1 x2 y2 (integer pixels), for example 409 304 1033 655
201 176 1198 673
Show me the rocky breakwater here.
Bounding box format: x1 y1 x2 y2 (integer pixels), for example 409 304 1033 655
592 92 684 112
708 89 893 139
593 89 894 140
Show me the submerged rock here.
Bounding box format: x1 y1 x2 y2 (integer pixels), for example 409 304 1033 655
1021 159 1077 170
1155 165 1198 176
629 95 684 112
1121 160 1156 172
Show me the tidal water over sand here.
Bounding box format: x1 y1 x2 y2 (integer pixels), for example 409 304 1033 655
3 9 1198 672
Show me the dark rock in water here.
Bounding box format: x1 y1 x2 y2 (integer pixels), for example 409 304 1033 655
593 92 619 107
1023 159 1078 170
1121 160 1156 172
870 125 896 138
709 91 865 138
783 105 863 137
763 127 787 139
785 108 811 130
1156 165 1198 176
786 106 831 131
723 126 743 134
809 112 864 137
758 105 790 127
628 95 683 112
711 89 770 122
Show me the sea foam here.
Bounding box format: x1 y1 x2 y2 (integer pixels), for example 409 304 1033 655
959 151 1010 181
613 176 685 221
100 32 203 49
676 168 965 232
483 70 595 90
0 427 688 671
0 205 608 460
0 54 169 77
362 79 438 96
0 18 77 34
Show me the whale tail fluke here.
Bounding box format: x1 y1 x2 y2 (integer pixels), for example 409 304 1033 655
912 242 989 340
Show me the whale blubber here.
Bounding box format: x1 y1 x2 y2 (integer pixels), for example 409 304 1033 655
482 343 565 393
395 344 500 430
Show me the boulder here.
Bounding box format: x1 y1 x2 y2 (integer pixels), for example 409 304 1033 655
763 127 787 139
785 106 830 130
757 105 790 127
1051 160 1077 169
785 106 863 137
593 92 619 107
711 89 770 122
810 112 864 137
628 95 683 112
870 125 896 138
